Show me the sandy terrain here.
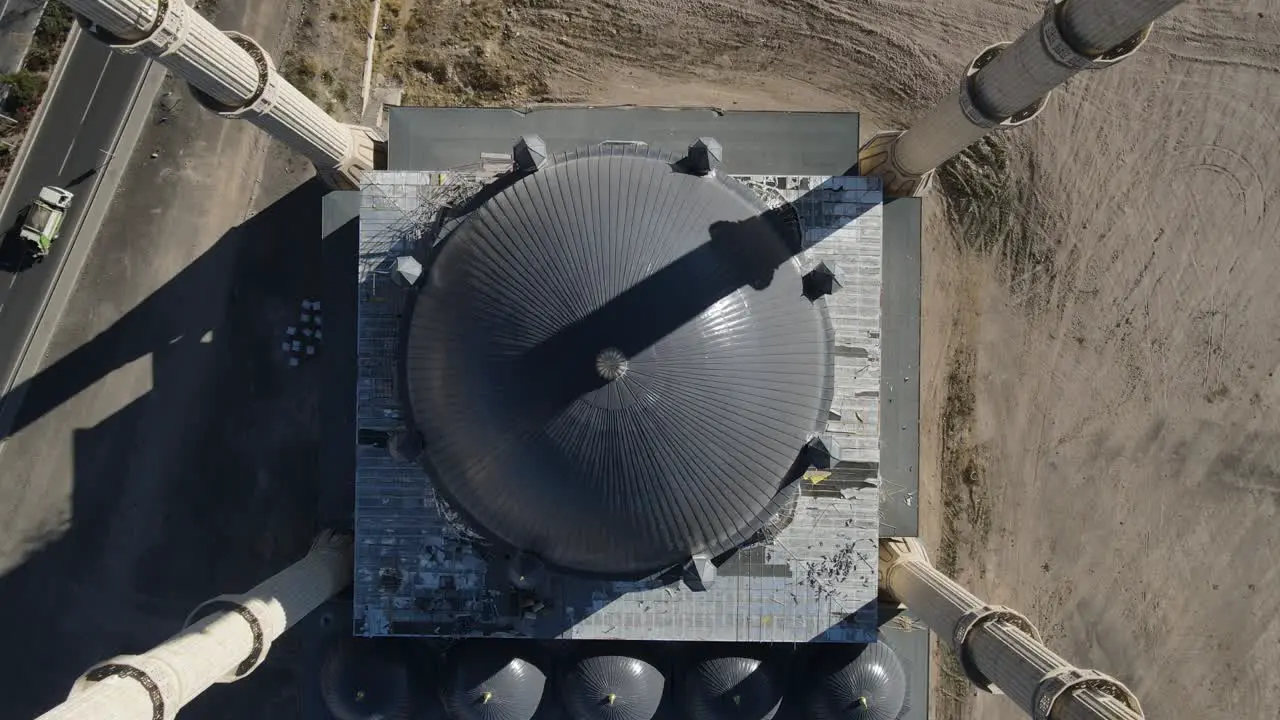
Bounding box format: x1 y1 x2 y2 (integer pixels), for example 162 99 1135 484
319 0 1278 718
955 6 1280 719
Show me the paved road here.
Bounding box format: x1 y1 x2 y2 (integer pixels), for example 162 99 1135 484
0 30 146 422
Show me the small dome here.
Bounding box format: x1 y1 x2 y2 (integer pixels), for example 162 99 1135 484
561 654 666 720
443 644 547 720
808 644 907 720
320 638 411 720
681 655 782 720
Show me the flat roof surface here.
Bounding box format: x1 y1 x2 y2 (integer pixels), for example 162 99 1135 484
388 107 861 176
354 169 881 643
880 197 922 536
876 605 931 720
320 190 361 529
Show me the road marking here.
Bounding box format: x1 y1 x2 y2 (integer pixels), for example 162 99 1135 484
58 53 114 175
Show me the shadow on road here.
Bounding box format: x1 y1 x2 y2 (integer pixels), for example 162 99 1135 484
64 166 98 187
0 218 40 273
0 178 352 719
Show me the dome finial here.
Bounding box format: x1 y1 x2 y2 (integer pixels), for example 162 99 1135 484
595 348 629 381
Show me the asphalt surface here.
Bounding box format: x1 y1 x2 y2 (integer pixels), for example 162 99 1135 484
0 31 146 419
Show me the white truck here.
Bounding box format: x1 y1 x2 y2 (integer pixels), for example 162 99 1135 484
19 186 74 260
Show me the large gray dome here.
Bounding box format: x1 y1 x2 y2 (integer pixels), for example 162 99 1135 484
808 644 907 720
405 146 832 576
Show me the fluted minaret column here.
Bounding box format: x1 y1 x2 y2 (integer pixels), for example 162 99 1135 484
37 531 353 720
878 538 1144 720
861 0 1183 196
61 0 382 188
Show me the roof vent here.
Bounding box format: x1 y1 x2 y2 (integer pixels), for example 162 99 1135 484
393 255 422 287
682 137 723 176
514 135 549 172
803 261 843 301
806 434 850 470
684 552 717 591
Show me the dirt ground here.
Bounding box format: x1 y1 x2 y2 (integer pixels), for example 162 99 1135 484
296 1 1280 719
950 5 1280 719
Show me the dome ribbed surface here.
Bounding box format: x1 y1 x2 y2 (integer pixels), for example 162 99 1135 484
681 655 782 720
406 146 832 576
561 654 665 720
320 638 411 720
808 644 907 720
443 646 547 720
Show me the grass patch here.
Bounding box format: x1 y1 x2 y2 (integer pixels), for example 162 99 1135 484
932 134 1059 720
936 135 1056 299
936 136 1020 256
285 0 374 116
330 0 373 38
0 71 47 116
286 0 555 123
280 55 320 101
25 2 73 74
379 0 552 106
388 46 551 106
932 333 991 720
936 648 974 720
936 339 992 580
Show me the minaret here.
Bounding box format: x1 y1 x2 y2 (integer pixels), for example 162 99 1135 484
61 0 382 189
879 538 1144 720
861 0 1184 196
37 531 353 720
